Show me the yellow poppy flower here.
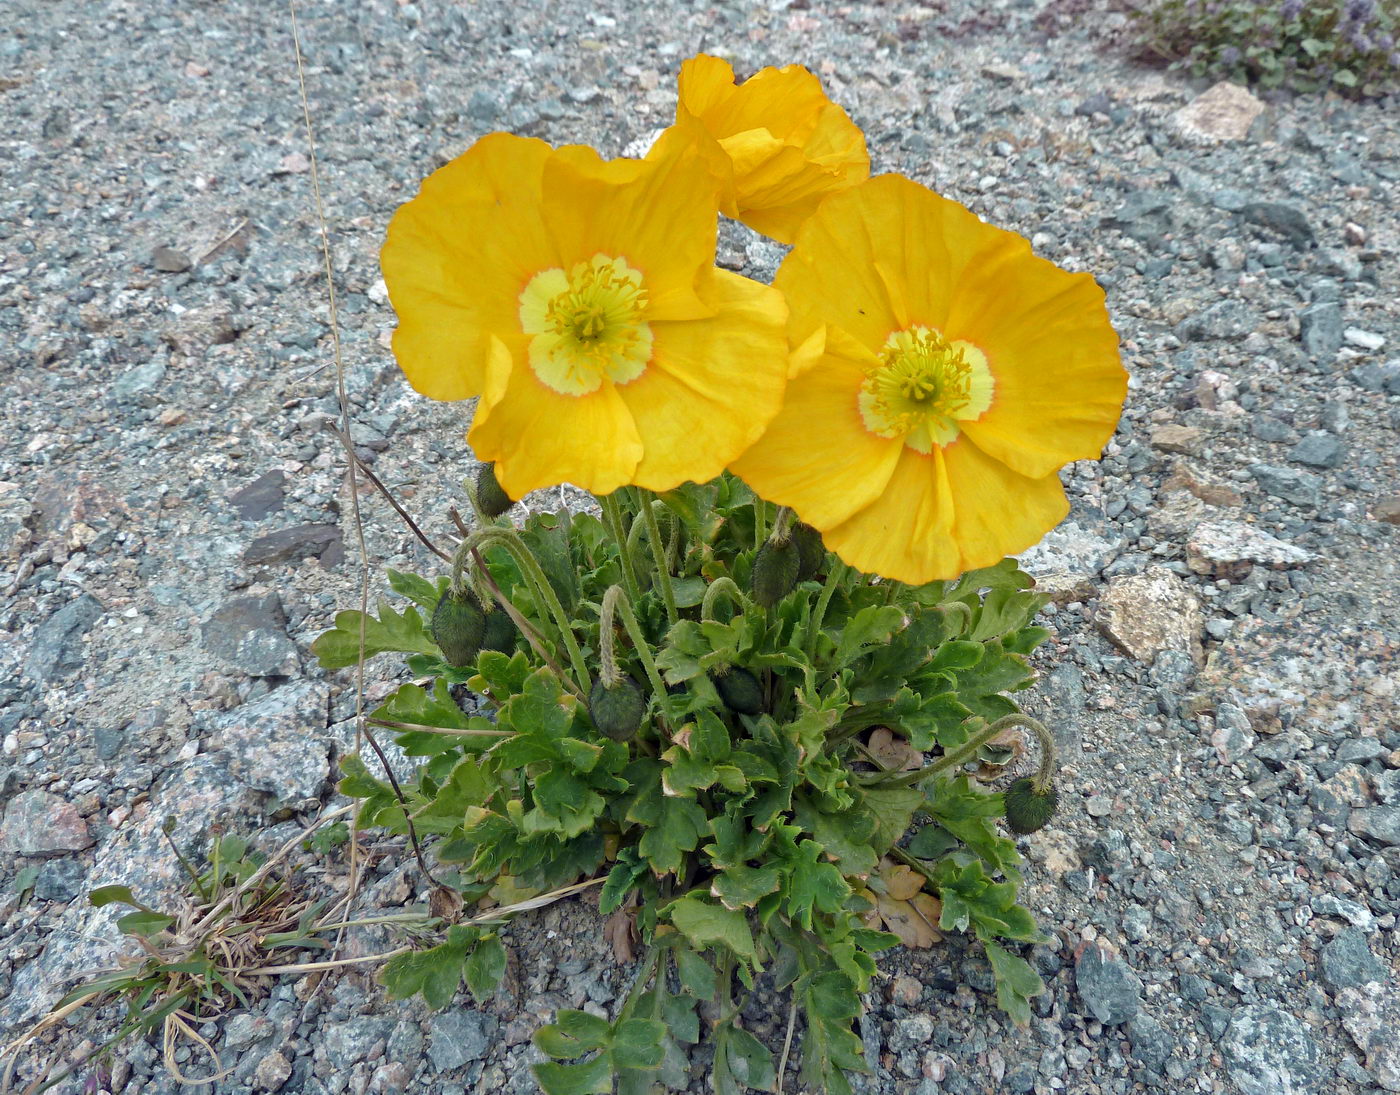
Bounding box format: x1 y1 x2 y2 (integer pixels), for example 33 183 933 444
653 54 869 245
381 134 790 498
730 174 1127 584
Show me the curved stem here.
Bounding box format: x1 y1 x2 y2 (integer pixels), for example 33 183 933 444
701 576 746 624
601 492 642 605
598 585 623 688
640 497 677 625
859 713 1057 790
805 560 846 663
605 583 672 740
770 505 795 544
469 547 578 697
452 528 591 695
939 600 973 635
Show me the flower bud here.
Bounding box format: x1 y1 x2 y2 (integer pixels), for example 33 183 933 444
474 462 514 518
792 522 825 582
482 606 518 653
589 676 646 742
1003 778 1059 835
431 589 486 667
711 664 764 716
750 537 799 607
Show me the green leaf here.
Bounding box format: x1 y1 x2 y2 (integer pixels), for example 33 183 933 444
464 935 506 1002
860 786 925 855
14 865 39 898
89 885 142 908
115 910 175 936
386 568 444 613
831 604 905 669
712 864 783 911
311 602 440 670
380 943 465 1009
716 1025 776 1093
533 1056 612 1095
667 895 758 966
634 792 707 878
674 946 717 999
535 1010 613 1059
472 650 534 700
792 796 878 878
600 849 648 916
611 1018 667 1070
784 839 851 930
984 938 1044 1028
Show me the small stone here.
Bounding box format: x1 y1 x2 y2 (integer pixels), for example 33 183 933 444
428 1010 497 1071
889 974 923 1005
1176 299 1261 343
201 594 300 677
1169 81 1263 143
245 523 344 567
1349 807 1400 846
1086 794 1114 818
112 360 167 402
151 245 192 273
1298 302 1343 359
277 151 310 174
34 857 87 902
0 790 94 856
1344 328 1386 352
1336 738 1386 765
1312 895 1375 932
22 594 104 684
1249 464 1323 508
1185 520 1315 579
1127 1014 1173 1071
1150 425 1203 455
253 1050 292 1092
1288 432 1344 469
1344 221 1367 246
1075 942 1142 1025
229 471 288 521
1320 929 1387 990
1337 982 1400 1091
1221 1006 1325 1095
1374 497 1400 525
1097 568 1203 666
1242 202 1316 249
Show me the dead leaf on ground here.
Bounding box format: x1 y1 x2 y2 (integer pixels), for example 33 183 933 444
867 726 923 771
860 858 943 948
975 726 1026 782
604 905 639 964
428 885 464 923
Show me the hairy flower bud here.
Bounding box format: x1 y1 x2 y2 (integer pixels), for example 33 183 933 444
474 462 515 519
431 590 486 667
792 522 825 582
750 537 799 607
711 664 764 716
482 606 518 653
589 676 646 742
1003 778 1059 835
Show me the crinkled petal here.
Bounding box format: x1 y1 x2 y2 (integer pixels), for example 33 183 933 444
382 134 554 400
468 336 643 498
939 436 1070 572
619 270 789 491
542 144 717 322
730 326 903 530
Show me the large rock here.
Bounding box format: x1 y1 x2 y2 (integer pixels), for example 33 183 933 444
209 680 341 804
1169 81 1263 143
0 789 93 857
1097 568 1203 665
1337 981 1400 1091
22 594 104 683
428 1010 497 1071
201 593 301 677
1349 807 1400 846
1185 520 1315 579
1018 521 1124 603
1320 929 1387 990
1221 1006 1325 1095
1074 942 1142 1025
244 523 343 567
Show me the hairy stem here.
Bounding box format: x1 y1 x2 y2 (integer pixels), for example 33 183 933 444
640 497 678 625
859 713 1057 790
700 576 746 623
805 560 846 663
605 584 672 739
601 492 642 605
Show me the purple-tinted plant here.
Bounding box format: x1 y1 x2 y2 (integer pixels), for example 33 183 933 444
1135 0 1400 96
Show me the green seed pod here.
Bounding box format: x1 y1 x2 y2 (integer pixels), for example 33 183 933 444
792 522 825 583
589 676 646 742
1003 778 1059 835
481 607 518 653
711 665 764 716
750 537 800 608
474 462 514 519
431 590 486 667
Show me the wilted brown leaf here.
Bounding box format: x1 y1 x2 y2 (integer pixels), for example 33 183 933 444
860 858 943 948
975 726 1026 782
428 885 464 923
867 727 923 771
604 906 639 964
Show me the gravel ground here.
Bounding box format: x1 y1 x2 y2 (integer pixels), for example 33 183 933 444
2 0 1398 1093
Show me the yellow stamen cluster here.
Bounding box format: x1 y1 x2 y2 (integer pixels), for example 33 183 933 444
520 255 653 396
858 326 994 453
